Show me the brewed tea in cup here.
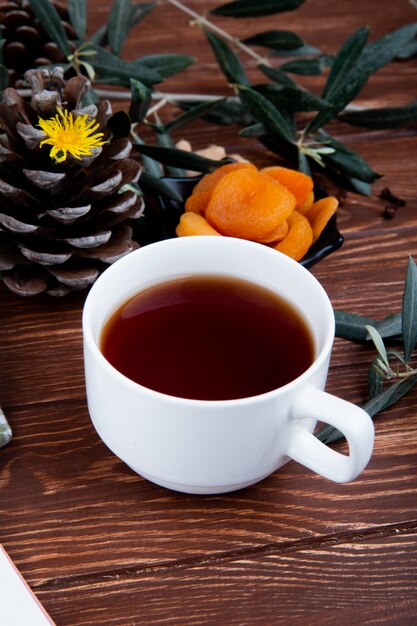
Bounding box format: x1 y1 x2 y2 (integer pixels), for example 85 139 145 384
83 236 374 494
100 274 314 401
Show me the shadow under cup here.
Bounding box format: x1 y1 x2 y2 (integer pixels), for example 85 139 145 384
83 237 373 494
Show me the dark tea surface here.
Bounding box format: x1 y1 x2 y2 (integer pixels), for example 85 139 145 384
100 275 314 401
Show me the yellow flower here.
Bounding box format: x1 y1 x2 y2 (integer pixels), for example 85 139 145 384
38 108 107 163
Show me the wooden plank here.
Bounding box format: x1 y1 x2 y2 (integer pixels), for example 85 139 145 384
33 531 417 625
0 2 417 625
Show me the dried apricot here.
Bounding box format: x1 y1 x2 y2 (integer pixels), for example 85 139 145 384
296 190 315 215
307 196 338 242
195 162 256 192
184 190 211 215
176 212 222 237
262 166 314 210
274 211 313 261
256 219 289 244
206 169 296 240
185 162 256 215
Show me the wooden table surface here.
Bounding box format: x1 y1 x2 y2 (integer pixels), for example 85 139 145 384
1 1 417 624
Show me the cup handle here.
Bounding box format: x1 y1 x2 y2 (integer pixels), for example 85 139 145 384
286 386 374 483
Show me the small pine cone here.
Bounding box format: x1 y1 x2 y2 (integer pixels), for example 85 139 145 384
0 0 76 88
0 68 143 296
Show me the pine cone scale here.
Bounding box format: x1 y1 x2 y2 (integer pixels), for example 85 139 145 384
3 8 30 28
19 246 71 265
48 264 99 289
47 205 92 224
77 225 139 263
4 266 49 296
65 230 112 249
0 177 43 210
0 212 38 233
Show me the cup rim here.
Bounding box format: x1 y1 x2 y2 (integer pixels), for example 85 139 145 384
83 237 335 406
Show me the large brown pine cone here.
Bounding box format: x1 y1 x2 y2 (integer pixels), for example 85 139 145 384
0 0 76 88
0 68 143 296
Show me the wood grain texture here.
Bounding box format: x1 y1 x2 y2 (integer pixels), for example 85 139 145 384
1 0 417 624
34 531 417 626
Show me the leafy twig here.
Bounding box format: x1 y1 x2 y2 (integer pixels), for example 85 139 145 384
317 257 417 445
4 0 417 196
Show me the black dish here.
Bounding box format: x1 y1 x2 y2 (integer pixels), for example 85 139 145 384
138 175 344 269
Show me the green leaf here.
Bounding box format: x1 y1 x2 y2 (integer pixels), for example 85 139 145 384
137 54 194 78
368 358 384 398
239 122 267 137
89 25 108 47
317 131 381 183
257 63 296 87
308 25 415 135
108 0 132 56
396 40 417 60
129 79 151 123
204 99 252 126
360 23 417 75
297 150 311 176
131 1 156 24
161 99 226 134
322 26 369 100
306 67 370 133
374 312 402 339
155 130 186 178
316 375 417 444
210 0 305 18
89 45 163 86
305 25 373 134
132 133 163 178
242 30 304 51
236 84 295 142
314 422 343 445
335 311 401 341
363 375 417 418
346 177 373 196
402 257 417 362
271 43 321 57
203 30 249 86
177 99 252 126
255 83 331 112
365 325 389 366
29 0 71 56
68 0 87 41
139 171 183 202
280 55 333 75
89 2 155 47
133 144 233 173
335 310 378 341
386 349 406 364
338 100 417 129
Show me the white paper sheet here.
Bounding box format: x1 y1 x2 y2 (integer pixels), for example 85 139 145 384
0 545 56 626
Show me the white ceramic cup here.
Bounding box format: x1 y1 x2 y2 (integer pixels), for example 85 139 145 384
83 236 374 494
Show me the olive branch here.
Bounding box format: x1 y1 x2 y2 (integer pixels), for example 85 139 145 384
316 257 417 445
2 0 417 196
